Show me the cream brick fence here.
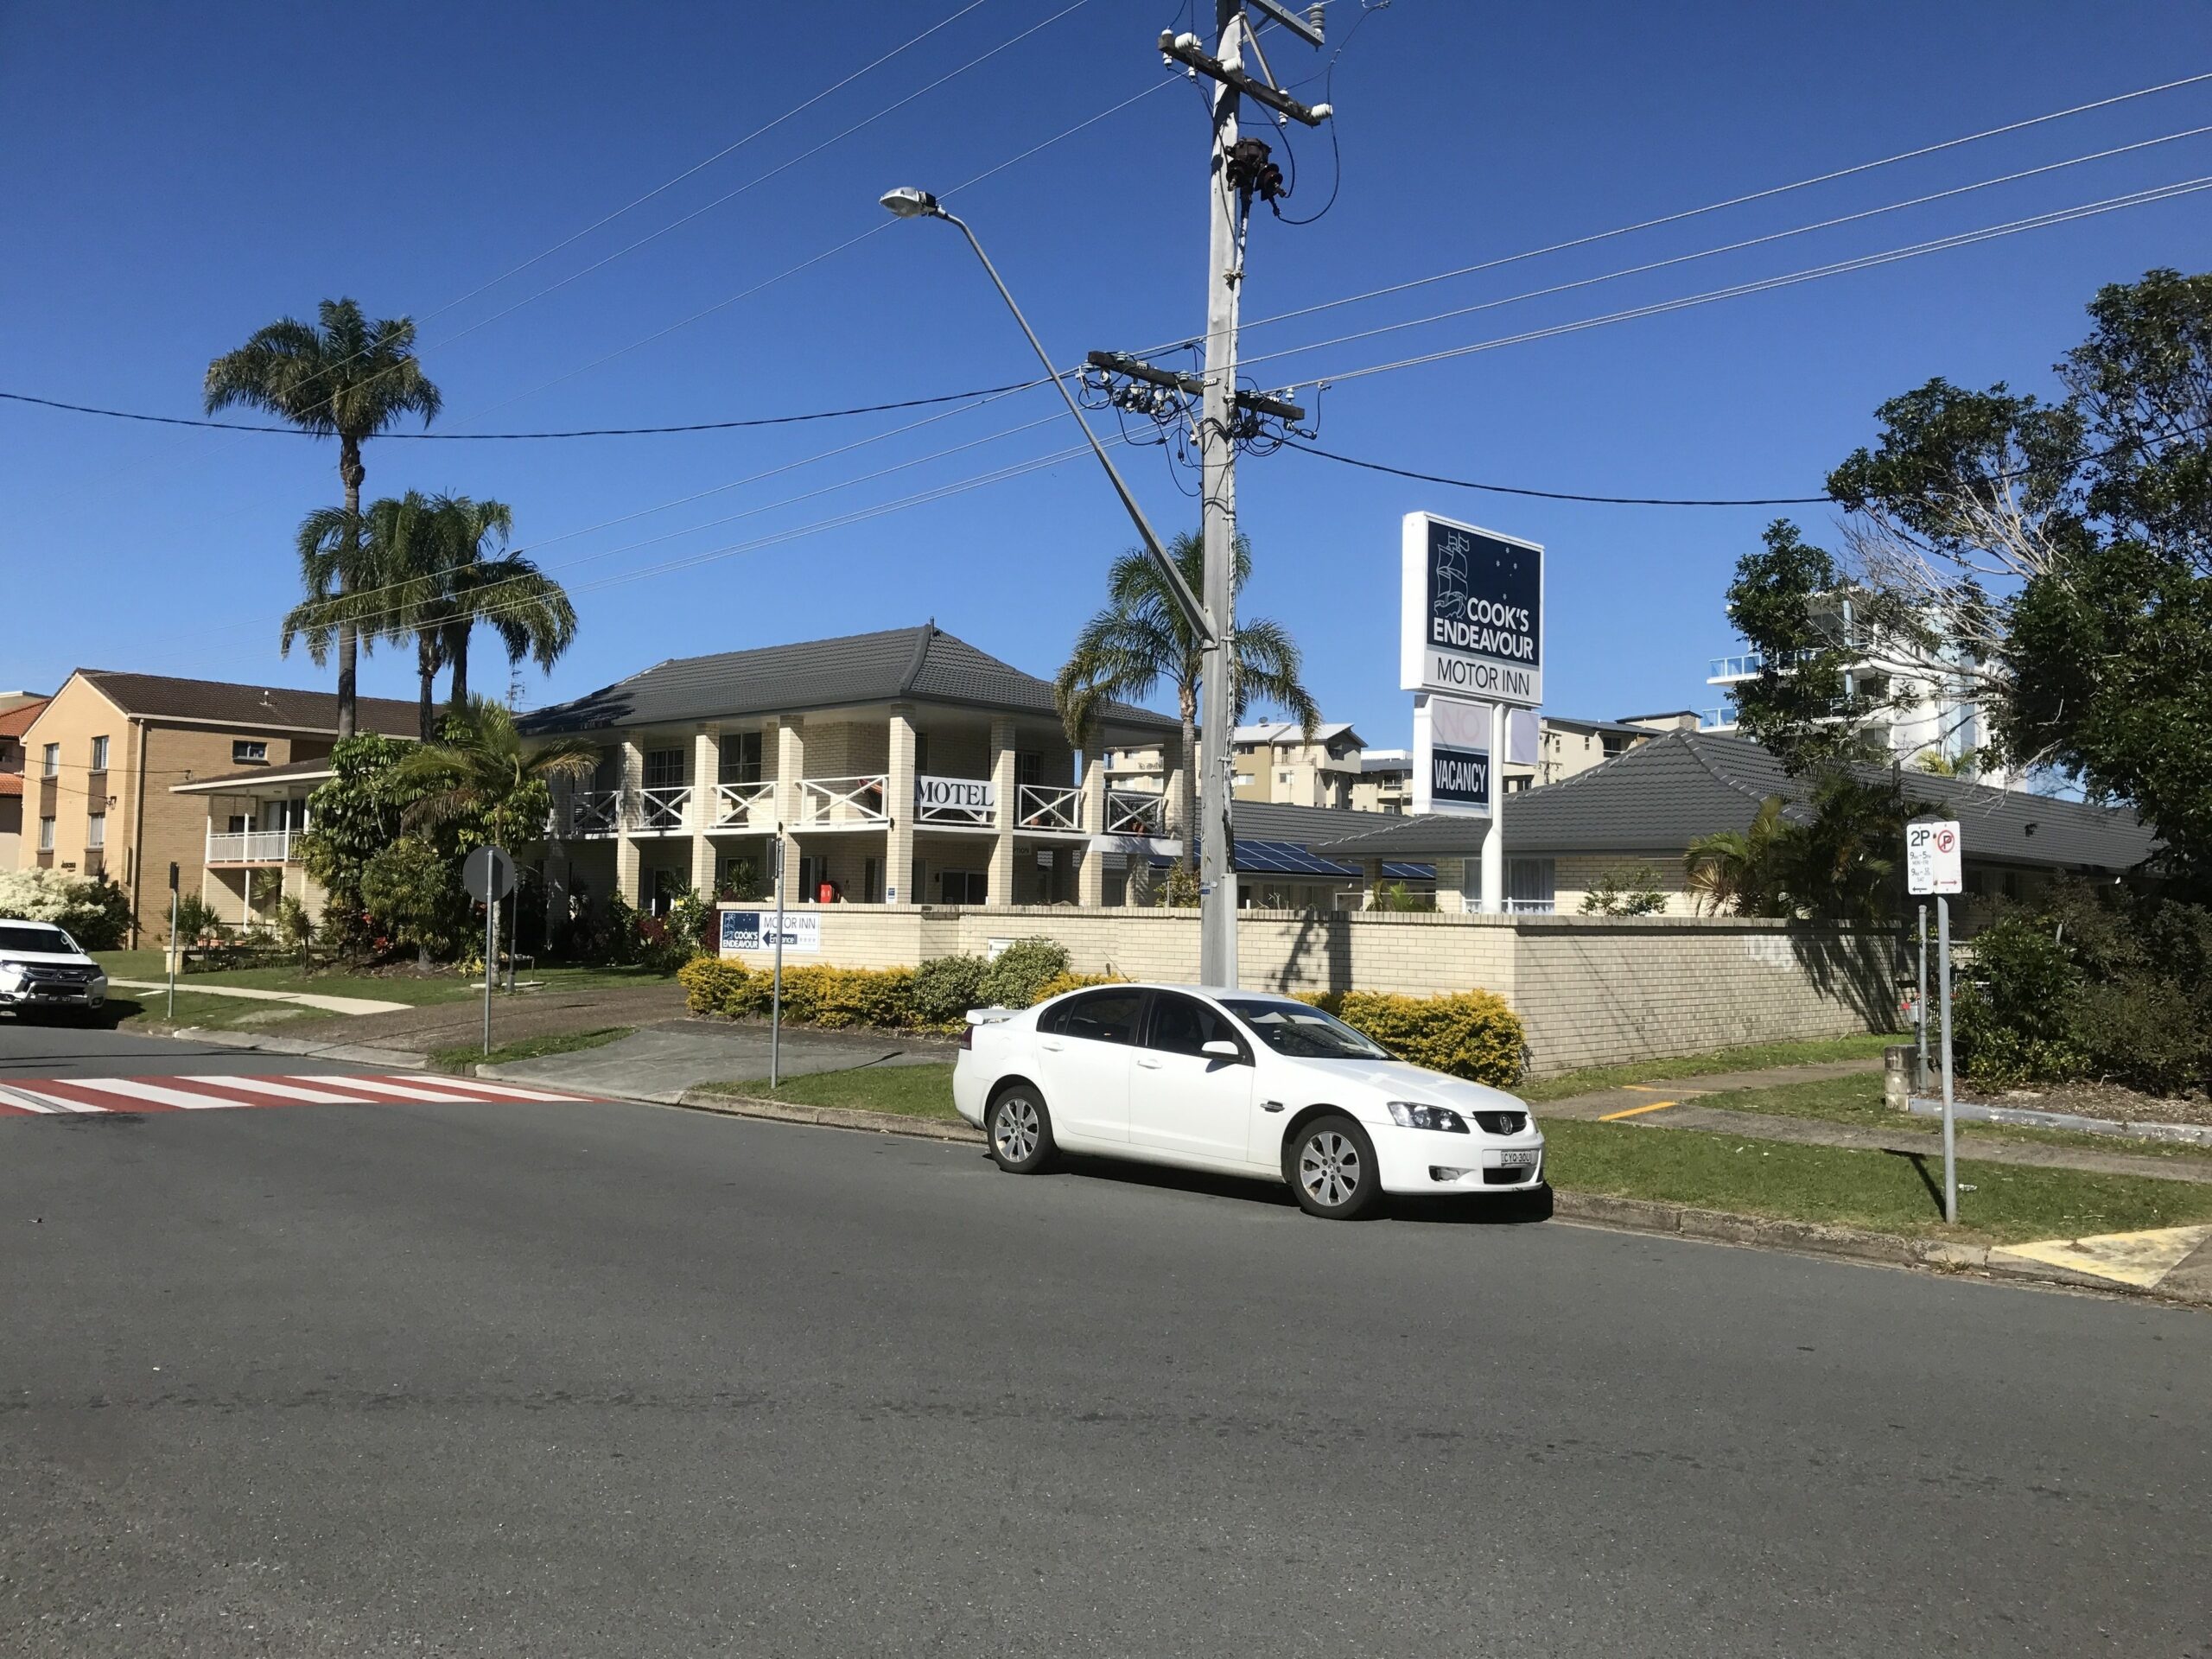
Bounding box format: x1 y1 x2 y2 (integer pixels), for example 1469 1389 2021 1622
715 902 1900 1076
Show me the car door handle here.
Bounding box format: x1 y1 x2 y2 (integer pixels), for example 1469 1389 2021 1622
1039 1039 1064 1052
1135 1057 1161 1069
1262 1100 1285 1112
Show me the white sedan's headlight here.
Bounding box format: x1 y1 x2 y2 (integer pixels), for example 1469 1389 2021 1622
1386 1101 1470 1134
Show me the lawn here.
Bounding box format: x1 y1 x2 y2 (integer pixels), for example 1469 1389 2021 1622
430 1027 633 1073
1539 1116 2212 1245
94 951 676 1008
700 1061 963 1122
1518 1033 1897 1102
99 989 317 1033
1690 1073 2212 1167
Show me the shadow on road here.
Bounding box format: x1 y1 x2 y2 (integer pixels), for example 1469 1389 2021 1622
1042 1150 1554 1226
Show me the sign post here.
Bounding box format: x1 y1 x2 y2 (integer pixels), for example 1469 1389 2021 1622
462 846 517 1058
1916 904 1929 1090
770 831 785 1091
1905 818 1963 1223
166 862 180 1020
1401 512 1543 912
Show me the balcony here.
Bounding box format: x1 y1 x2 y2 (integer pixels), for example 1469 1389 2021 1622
635 784 692 833
715 779 774 830
567 790 620 836
1707 652 1764 683
1105 789 1166 836
1698 706 1738 732
798 773 888 827
207 829 301 865
1014 783 1081 833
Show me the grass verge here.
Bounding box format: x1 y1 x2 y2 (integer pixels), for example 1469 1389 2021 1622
104 991 315 1033
94 952 677 1008
430 1027 633 1074
1520 1033 1897 1102
1692 1074 2212 1166
698 1061 963 1122
1542 1116 2212 1244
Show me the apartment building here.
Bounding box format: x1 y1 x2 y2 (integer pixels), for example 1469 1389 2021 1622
17 671 416 944
0 696 50 867
1230 722 1367 808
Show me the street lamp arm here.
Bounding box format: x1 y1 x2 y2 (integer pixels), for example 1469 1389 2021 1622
927 203 1217 651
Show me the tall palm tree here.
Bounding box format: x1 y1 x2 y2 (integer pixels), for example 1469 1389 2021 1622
1684 796 1789 916
282 493 446 741
207 298 442 737
425 496 576 716
389 695 601 849
1055 531 1319 869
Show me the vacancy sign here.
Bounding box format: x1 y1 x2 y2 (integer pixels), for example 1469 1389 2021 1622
1906 819 1964 895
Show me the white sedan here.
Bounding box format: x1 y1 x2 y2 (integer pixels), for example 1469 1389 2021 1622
953 983 1544 1219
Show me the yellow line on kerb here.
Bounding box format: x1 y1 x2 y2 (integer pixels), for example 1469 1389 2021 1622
1599 1100 1679 1122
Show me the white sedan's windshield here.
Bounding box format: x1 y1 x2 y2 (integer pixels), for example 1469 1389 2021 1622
1223 1000 1389 1061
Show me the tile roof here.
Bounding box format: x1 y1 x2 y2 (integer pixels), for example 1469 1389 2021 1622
1316 729 2159 873
516 625 1178 737
73 671 416 735
0 699 49 738
0 774 21 798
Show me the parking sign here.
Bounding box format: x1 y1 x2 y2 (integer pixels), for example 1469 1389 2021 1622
1905 819 1963 895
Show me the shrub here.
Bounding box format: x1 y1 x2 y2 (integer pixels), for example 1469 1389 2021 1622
360 836 458 966
778 964 915 1028
978 937 1071 1008
1580 864 1667 916
172 893 228 947
274 895 315 964
1028 969 1127 1004
1335 988 1525 1087
912 953 988 1024
1160 864 1201 907
0 868 134 950
1951 911 2089 1088
679 957 763 1016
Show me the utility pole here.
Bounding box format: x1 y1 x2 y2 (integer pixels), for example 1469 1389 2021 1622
1153 2 1330 988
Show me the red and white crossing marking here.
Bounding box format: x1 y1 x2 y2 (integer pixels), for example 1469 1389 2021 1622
0 1072 605 1117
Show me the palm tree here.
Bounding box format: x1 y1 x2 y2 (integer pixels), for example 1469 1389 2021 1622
389 696 601 849
1685 796 1789 916
207 298 442 737
426 496 576 716
282 493 446 741
1055 531 1319 869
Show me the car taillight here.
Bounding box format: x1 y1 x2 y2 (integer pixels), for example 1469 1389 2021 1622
958 1024 973 1049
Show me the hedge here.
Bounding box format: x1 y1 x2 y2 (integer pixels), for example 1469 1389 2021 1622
680 955 1524 1086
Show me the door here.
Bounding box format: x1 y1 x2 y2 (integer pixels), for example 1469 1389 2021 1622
1030 987 1146 1146
1128 991 1256 1166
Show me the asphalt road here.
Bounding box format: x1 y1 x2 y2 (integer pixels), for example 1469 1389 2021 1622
0 1017 372 1079
2 1032 2206 1657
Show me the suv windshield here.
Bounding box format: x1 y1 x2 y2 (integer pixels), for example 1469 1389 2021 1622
0 925 79 956
1222 1000 1389 1061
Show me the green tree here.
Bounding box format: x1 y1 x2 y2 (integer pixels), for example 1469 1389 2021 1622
389 696 601 852
205 298 441 738
1684 796 1790 916
428 495 577 717
359 837 454 968
284 493 444 740
1055 531 1319 870
1681 778 1916 924
298 733 416 955
1578 863 1667 916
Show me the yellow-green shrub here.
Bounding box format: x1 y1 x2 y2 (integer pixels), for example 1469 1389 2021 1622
1028 969 1128 1004
679 957 756 1015
1335 989 1525 1087
777 964 915 1029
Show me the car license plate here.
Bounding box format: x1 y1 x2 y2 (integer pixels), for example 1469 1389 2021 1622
1497 1149 1541 1168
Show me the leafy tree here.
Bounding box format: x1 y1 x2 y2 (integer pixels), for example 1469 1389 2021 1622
426 495 576 716
1681 777 1917 924
1055 531 1319 870
389 696 600 851
1578 864 1667 916
285 493 444 739
206 298 441 737
1685 797 1789 916
1727 269 2212 891
359 837 454 968
298 733 416 956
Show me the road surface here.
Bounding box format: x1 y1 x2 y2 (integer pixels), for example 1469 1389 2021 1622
2 1025 2204 1656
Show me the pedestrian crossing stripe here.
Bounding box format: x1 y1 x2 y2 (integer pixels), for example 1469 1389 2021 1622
0 1073 605 1116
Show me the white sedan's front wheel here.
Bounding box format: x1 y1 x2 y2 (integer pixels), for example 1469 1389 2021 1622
1289 1115 1382 1219
988 1084 1057 1174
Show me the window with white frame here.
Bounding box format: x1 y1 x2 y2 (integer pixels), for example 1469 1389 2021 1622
86 813 105 849
233 740 269 765
41 743 58 778
718 730 764 785
90 734 109 771
1507 857 1555 914
643 748 686 788
38 817 55 851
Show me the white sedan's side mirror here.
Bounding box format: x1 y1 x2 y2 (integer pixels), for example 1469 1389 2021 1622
1200 1039 1243 1062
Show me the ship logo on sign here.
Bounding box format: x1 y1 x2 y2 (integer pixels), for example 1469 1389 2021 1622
1432 533 1471 623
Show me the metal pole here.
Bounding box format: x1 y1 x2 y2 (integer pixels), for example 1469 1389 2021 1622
1936 894 1956 1224
770 830 785 1091
509 881 520 993
1481 700 1506 912
1916 903 1929 1090
483 895 497 1057
166 888 178 1020
1196 0 1244 988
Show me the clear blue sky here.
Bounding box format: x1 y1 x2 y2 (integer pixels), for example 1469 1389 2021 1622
4 2 2209 746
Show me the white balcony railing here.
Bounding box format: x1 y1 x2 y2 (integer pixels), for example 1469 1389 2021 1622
715 779 774 830
637 784 692 832
206 829 299 865
1106 789 1166 836
1015 783 1080 832
567 790 620 836
798 773 888 826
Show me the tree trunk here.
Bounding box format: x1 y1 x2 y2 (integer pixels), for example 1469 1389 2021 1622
416 633 439 743
336 435 366 740
1177 680 1198 874
448 627 470 715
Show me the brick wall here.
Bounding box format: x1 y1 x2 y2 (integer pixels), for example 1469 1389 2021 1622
715 902 1899 1073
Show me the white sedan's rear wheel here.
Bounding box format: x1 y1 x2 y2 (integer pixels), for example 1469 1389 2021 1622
988 1084 1057 1173
1289 1114 1381 1219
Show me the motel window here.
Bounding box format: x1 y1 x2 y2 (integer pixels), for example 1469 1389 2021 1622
1016 751 1043 788
233 740 269 765
939 870 987 905
1507 858 1555 915
718 731 764 786
643 748 686 789
42 743 59 778
90 734 110 772
38 817 55 852
86 814 105 849
912 733 930 773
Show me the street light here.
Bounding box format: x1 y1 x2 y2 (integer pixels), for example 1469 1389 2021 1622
876 187 1213 651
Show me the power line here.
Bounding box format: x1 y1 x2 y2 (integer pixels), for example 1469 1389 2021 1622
1150 67 2212 358
1279 440 1833 505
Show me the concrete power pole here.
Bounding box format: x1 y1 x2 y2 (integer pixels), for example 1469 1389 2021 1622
1196 0 1244 990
